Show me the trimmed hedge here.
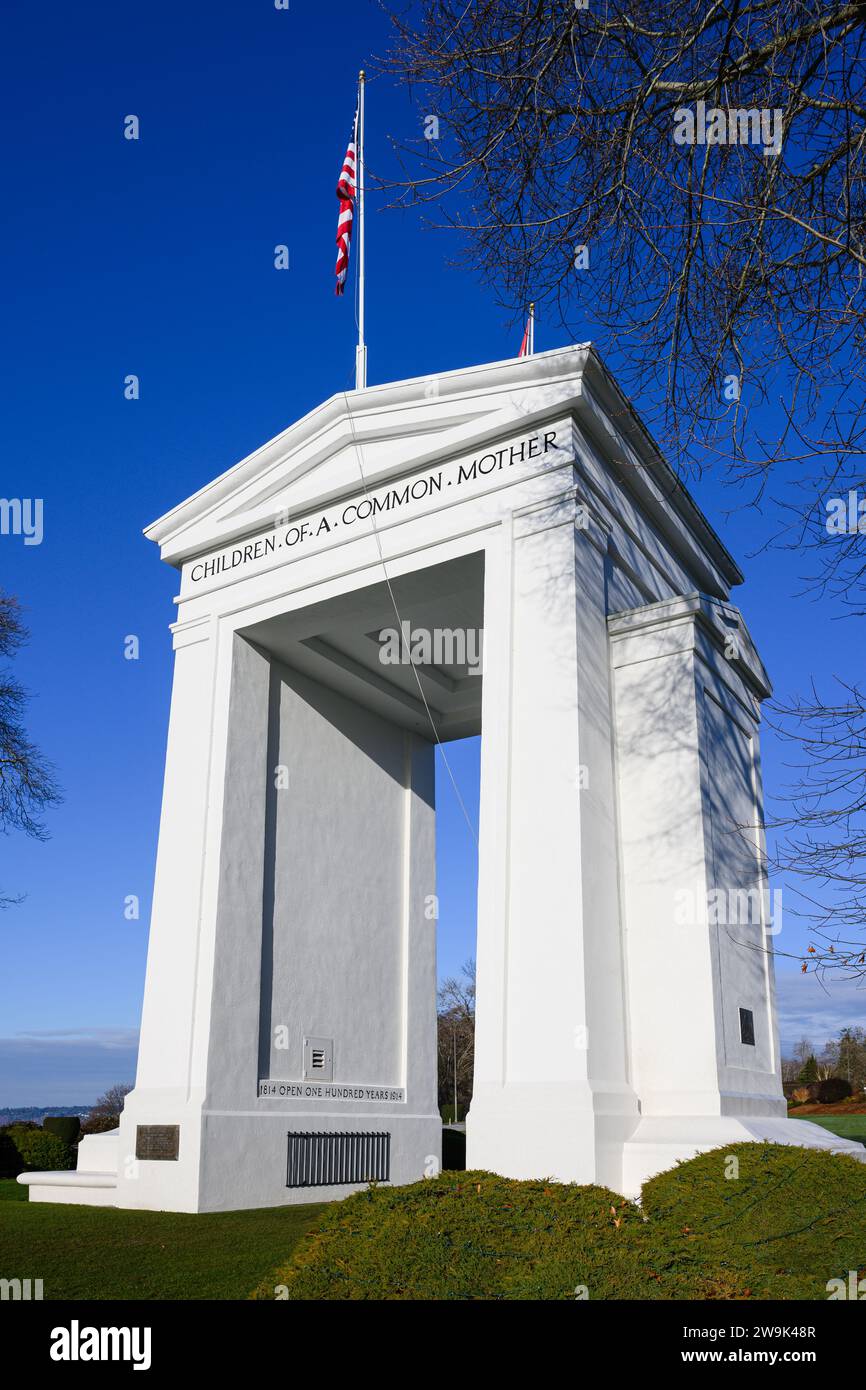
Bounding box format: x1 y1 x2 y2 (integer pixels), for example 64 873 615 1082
788 1078 855 1106
43 1115 81 1145
253 1143 866 1301
0 1130 23 1179
816 1077 853 1104
0 1125 75 1175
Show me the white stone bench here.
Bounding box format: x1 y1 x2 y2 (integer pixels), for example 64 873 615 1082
17 1171 118 1206
17 1128 120 1206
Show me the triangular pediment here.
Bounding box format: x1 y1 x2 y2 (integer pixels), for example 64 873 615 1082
145 344 742 592
145 346 596 566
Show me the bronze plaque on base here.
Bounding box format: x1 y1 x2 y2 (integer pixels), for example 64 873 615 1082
135 1124 180 1161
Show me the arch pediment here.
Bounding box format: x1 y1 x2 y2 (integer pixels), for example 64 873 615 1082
145 344 741 596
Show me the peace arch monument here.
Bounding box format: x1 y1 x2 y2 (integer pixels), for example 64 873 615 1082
21 345 865 1209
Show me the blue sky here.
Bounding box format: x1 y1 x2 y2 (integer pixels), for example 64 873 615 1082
0 0 861 1105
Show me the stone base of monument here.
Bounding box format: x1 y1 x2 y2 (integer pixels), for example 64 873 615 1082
467 1081 642 1193
18 1111 445 1212
19 1111 865 1210
620 1116 866 1198
467 1085 866 1197
126 1110 443 1213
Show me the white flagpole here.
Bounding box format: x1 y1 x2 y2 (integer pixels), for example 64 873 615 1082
355 70 367 390
529 301 535 355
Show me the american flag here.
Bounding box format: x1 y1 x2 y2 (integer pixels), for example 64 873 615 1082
335 109 359 296
518 304 535 356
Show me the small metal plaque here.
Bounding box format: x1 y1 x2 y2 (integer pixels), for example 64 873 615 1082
135 1124 180 1161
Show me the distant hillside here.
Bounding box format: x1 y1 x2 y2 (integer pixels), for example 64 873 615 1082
0 1105 92 1125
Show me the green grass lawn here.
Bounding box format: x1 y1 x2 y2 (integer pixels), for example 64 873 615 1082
790 1113 866 1145
0 1184 324 1299
0 1179 28 1202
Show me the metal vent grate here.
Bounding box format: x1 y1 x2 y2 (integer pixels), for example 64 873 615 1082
303 1036 333 1081
286 1131 391 1188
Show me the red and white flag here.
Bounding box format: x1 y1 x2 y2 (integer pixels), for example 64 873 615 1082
335 109 359 296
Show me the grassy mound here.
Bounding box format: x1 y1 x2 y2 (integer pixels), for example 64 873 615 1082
252 1172 675 1301
254 1144 866 1301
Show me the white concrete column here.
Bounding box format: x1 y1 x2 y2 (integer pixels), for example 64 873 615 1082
116 615 227 1210
469 488 638 1187
609 595 784 1122
130 619 221 1099
401 733 439 1116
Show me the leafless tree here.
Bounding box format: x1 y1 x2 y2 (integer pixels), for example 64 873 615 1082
382 3 866 975
767 679 866 975
437 959 475 1119
793 1037 816 1067
780 1055 798 1084
0 592 61 905
81 1083 133 1135
381 1 865 514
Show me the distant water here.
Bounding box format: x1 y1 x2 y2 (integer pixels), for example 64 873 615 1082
0 1106 91 1125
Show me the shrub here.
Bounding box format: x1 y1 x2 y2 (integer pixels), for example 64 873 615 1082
253 1171 682 1300
441 1126 466 1171
816 1077 853 1104
9 1126 75 1172
254 1145 866 1301
641 1143 866 1299
0 1129 23 1178
790 1086 814 1104
0 1124 38 1175
43 1116 81 1144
